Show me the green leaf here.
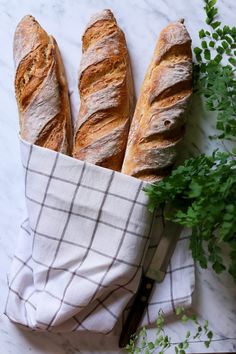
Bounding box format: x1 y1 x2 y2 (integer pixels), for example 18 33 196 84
199 29 206 38
212 32 219 40
157 313 164 328
189 181 202 197
222 40 229 49
181 315 189 324
202 40 208 49
186 331 191 338
225 48 232 55
194 47 203 55
148 342 155 350
214 54 223 63
209 0 217 7
217 46 224 54
213 261 226 273
204 49 211 60
176 307 185 315
225 35 233 44
207 331 213 339
223 25 230 35
154 338 160 346
211 21 221 29
229 57 236 66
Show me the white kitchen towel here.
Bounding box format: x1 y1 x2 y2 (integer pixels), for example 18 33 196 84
5 139 195 334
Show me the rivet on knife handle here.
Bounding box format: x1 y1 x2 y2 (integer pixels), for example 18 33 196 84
119 276 155 348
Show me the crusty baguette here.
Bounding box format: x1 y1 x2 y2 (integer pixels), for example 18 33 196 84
122 20 192 182
73 9 135 171
14 15 72 154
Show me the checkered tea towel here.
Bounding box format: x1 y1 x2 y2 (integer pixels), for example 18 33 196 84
5 139 195 334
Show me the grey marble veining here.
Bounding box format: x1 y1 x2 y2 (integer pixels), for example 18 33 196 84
0 0 236 353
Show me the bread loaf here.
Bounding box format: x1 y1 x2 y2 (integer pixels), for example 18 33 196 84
122 20 192 182
14 15 72 154
73 9 135 171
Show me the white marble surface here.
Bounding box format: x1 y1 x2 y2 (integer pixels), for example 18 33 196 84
0 0 236 353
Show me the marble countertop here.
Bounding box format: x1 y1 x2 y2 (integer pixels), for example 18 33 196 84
0 0 236 353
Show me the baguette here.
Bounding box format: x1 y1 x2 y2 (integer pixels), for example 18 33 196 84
122 20 193 182
73 10 135 171
14 15 72 154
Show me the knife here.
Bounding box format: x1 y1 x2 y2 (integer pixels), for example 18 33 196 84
119 220 182 348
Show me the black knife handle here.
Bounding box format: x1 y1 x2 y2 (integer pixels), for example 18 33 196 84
119 276 155 348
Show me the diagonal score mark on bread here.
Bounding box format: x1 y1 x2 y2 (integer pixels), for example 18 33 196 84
14 15 72 154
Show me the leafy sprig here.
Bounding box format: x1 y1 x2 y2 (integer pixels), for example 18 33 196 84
125 307 213 354
144 0 236 283
194 0 236 140
145 151 236 282
204 0 218 27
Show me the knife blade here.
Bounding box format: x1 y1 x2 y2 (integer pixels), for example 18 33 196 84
119 220 182 348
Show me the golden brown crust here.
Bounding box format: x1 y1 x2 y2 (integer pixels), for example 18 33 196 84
14 15 72 154
122 20 193 182
72 9 135 171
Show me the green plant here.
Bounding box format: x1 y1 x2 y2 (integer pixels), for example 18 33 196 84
125 307 213 354
145 151 236 282
144 0 236 283
194 0 236 140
